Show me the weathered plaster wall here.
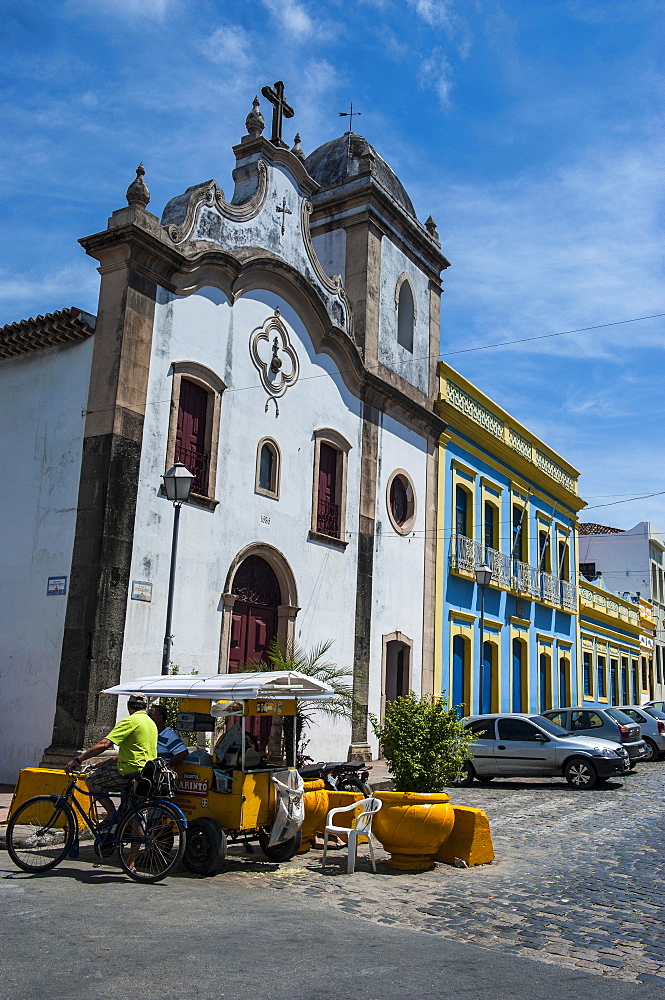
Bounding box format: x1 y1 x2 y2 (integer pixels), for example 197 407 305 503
367 410 429 750
0 338 93 782
378 236 430 394
121 286 363 760
311 229 346 280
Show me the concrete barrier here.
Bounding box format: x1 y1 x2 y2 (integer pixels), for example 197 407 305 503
435 804 494 866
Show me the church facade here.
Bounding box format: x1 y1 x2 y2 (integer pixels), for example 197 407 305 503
0 88 449 782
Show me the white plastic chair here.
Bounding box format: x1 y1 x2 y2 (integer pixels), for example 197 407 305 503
322 797 383 874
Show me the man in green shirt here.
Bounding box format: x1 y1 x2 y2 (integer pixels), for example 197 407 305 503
65 693 158 821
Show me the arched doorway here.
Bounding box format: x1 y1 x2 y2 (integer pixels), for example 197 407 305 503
229 555 282 670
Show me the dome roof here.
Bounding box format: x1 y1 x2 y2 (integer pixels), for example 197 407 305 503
305 133 416 218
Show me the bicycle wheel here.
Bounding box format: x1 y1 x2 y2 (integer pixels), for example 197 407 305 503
6 795 76 873
117 801 185 883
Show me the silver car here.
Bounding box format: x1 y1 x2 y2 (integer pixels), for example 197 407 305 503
616 705 665 761
541 706 646 764
457 713 629 789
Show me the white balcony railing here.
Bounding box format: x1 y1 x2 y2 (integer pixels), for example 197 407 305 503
450 534 512 588
450 533 578 611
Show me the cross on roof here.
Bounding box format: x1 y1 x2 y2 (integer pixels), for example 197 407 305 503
261 81 294 147
339 102 361 133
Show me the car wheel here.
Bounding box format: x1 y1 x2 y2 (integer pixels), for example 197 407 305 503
641 739 658 762
564 758 597 789
454 762 476 786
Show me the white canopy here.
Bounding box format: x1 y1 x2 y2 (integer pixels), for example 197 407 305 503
102 670 335 703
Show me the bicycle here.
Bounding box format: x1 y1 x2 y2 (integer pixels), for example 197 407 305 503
6 768 188 883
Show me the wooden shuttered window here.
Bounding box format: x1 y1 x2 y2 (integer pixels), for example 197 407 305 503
316 442 340 537
175 378 209 495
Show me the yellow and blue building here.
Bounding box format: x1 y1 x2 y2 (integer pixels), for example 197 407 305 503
435 362 587 715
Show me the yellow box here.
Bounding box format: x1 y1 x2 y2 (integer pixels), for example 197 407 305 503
174 764 274 830
245 698 296 716
9 768 96 830
177 698 212 713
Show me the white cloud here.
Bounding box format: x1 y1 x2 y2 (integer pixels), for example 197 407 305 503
202 25 253 72
0 264 100 321
408 0 454 29
430 136 665 358
419 49 454 109
261 0 316 41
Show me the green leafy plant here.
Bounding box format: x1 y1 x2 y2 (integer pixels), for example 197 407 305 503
370 694 475 793
241 639 358 762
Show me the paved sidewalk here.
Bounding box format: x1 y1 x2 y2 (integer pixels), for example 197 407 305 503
213 761 665 986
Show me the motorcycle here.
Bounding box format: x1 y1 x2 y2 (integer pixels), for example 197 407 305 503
297 758 372 796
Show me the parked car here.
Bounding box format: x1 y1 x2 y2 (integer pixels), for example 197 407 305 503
456 713 629 789
616 705 665 761
644 700 665 714
541 707 646 765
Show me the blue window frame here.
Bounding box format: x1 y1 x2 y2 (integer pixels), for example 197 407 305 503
583 652 591 696
512 505 524 560
621 657 628 704
559 657 567 707
455 485 468 537
597 656 606 698
452 635 465 712
539 653 549 713
480 641 493 714
512 638 523 712
484 501 495 550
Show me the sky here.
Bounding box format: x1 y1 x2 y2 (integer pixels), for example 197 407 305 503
1 0 663 529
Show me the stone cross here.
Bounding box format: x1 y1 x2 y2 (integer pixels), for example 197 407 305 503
275 196 292 235
261 81 294 146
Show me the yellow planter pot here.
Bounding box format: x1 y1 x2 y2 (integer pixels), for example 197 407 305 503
372 790 455 871
299 781 363 853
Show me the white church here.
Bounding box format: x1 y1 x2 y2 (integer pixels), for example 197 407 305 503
0 85 449 784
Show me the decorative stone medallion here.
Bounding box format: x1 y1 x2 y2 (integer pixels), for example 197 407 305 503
249 309 300 401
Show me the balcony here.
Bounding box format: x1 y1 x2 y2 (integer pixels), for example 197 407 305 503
450 532 578 611
174 443 209 496
316 497 340 538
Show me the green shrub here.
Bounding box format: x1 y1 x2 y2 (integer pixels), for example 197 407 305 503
370 694 475 793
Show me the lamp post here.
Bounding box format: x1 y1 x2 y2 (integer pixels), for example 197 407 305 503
161 462 194 675
475 563 492 713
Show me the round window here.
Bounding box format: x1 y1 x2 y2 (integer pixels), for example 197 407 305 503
387 471 416 533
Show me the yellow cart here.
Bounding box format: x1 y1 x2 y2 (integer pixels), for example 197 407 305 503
103 671 335 875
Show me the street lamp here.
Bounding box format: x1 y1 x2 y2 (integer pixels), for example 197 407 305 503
475 563 492 713
161 462 194 675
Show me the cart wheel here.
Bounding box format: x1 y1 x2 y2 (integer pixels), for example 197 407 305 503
182 817 227 876
258 827 302 862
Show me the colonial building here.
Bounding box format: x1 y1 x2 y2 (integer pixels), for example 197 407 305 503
578 581 656 706
0 88 449 783
579 521 665 701
435 362 586 715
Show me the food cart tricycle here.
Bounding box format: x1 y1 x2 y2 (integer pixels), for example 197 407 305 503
103 670 335 876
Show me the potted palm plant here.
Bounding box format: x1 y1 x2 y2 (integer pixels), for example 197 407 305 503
369 694 475 871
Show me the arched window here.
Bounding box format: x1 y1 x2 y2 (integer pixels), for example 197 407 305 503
166 361 226 506
255 438 280 499
452 635 466 712
310 428 352 547
397 280 414 352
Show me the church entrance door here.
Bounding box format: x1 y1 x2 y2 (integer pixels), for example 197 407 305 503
228 556 282 747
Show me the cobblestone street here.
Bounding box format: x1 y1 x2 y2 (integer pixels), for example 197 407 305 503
217 760 665 985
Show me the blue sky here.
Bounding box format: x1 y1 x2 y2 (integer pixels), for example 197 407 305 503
1 0 663 528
